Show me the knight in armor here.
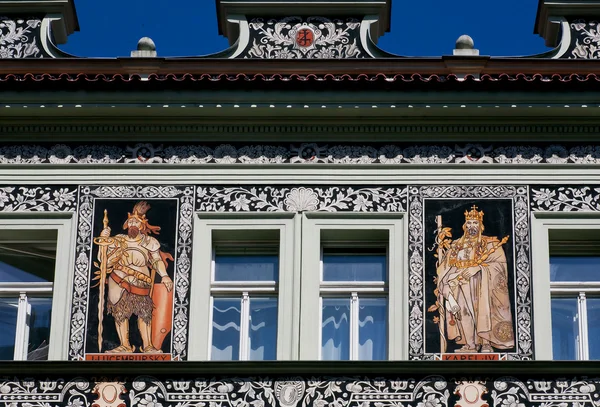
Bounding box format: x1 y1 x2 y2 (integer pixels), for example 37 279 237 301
100 201 173 353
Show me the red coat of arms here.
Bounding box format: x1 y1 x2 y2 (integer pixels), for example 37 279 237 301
295 28 314 48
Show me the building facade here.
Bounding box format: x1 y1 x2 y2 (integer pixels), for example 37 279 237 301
1 0 600 406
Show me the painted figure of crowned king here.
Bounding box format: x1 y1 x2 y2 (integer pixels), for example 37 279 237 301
434 206 515 353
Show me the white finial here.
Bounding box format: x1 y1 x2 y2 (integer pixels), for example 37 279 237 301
453 34 479 56
131 37 157 57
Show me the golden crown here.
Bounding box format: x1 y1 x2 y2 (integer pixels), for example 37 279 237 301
464 205 484 222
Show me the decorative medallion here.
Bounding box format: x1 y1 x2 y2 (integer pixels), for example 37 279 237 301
295 26 315 48
244 16 364 59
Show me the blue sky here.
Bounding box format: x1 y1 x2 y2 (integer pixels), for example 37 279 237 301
60 0 550 58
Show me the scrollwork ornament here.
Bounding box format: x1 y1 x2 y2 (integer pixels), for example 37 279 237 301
245 16 364 59
0 17 43 58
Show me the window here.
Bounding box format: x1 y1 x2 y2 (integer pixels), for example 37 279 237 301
320 246 388 360
210 237 279 360
531 215 600 360
300 214 405 360
549 229 600 360
0 216 75 360
189 214 297 360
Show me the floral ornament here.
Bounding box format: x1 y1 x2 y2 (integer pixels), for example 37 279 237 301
378 145 403 164
214 144 238 164
532 381 552 392
544 145 569 164
238 145 288 164
73 145 124 164
163 145 214 164
353 194 373 211
500 394 525 407
285 187 319 211
531 188 556 207
403 146 454 164
569 145 600 164
570 20 600 59
246 16 363 59
417 394 442 407
48 144 74 164
232 195 251 211
126 143 163 163
0 18 42 59
53 187 76 208
139 394 163 407
327 145 378 164
493 146 544 164
290 143 327 163
455 144 493 164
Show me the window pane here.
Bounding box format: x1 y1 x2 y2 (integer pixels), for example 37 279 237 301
0 298 18 360
322 251 386 282
0 239 56 282
550 257 600 282
551 297 578 360
27 297 52 360
211 298 241 360
358 298 387 360
248 298 277 361
587 298 600 360
321 298 350 360
214 255 278 282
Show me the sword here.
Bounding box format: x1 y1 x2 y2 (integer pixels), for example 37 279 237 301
435 215 448 354
93 210 114 353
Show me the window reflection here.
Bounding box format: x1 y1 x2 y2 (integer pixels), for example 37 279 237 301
551 298 578 360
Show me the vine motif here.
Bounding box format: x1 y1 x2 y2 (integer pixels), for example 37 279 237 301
570 20 600 59
0 186 77 212
0 17 42 59
245 17 363 59
196 186 407 213
530 186 600 212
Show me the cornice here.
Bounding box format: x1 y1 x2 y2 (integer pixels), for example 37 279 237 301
2 56 600 76
3 123 600 141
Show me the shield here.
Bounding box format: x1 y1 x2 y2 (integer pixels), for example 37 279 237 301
295 28 314 48
151 282 174 350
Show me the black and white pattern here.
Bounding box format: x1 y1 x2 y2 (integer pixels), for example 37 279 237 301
243 17 364 59
1 375 599 407
569 20 600 59
492 377 600 407
0 17 45 59
196 186 407 213
68 186 194 360
0 375 451 407
530 186 600 212
1 143 600 165
0 186 77 212
0 378 92 407
407 186 532 360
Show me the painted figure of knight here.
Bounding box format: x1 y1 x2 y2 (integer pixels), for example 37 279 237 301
98 201 174 354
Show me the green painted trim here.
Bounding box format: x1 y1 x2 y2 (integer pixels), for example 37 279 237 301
1 360 599 376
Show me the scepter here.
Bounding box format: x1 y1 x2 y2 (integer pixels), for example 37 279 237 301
93 210 114 353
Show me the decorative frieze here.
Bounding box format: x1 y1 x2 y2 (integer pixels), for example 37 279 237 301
0 143 599 165
0 372 598 407
242 17 365 59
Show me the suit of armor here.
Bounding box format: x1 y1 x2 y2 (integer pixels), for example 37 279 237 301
100 202 173 354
